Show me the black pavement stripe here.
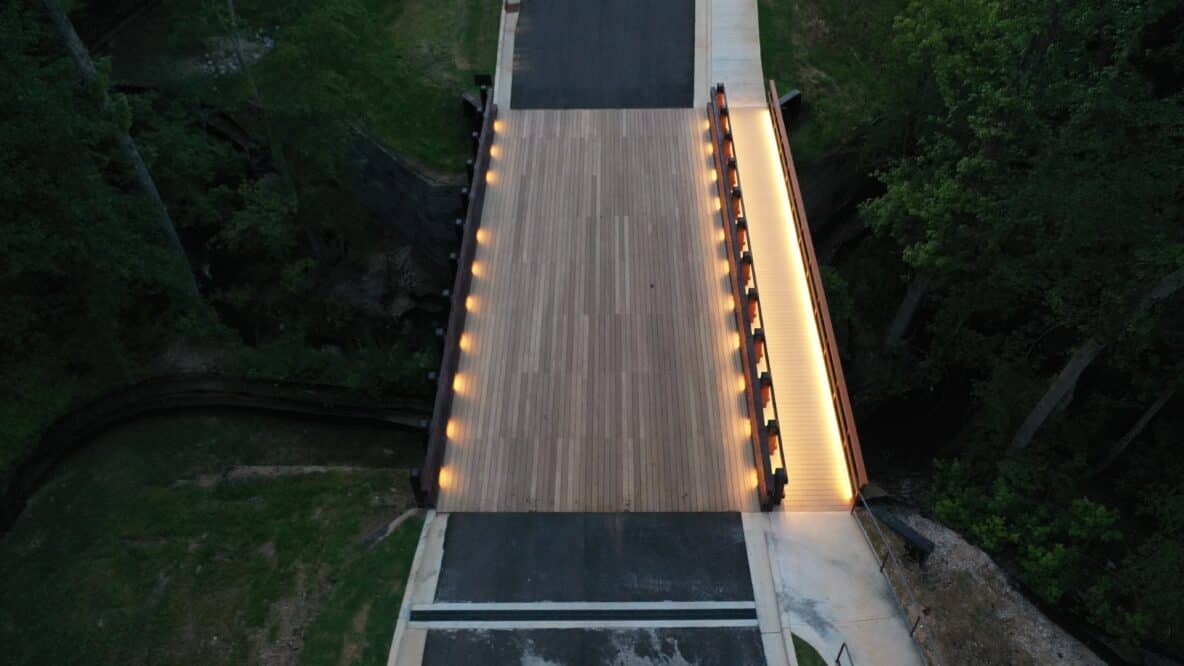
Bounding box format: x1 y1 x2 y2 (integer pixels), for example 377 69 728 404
409 607 757 623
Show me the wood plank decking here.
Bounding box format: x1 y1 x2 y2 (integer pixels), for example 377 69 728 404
437 109 759 512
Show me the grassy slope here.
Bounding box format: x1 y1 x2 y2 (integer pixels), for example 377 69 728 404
758 0 904 164
109 0 500 174
371 0 501 174
0 413 419 665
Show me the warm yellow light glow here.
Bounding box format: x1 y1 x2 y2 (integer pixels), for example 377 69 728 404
476 228 490 245
489 145 502 158
706 142 714 156
733 332 741 350
446 419 458 439
710 169 718 183
744 420 752 437
751 470 760 489
736 376 746 393
727 295 735 311
472 261 485 277
486 170 498 185
459 333 472 352
720 259 730 276
493 119 505 133
452 373 467 394
465 296 477 312
703 120 710 131
438 466 454 489
730 107 856 504
715 197 722 212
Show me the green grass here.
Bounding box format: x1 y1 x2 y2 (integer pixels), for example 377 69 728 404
368 0 501 173
0 413 421 665
793 633 829 666
108 0 500 174
758 0 905 164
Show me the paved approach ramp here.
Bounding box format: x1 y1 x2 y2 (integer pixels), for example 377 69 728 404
399 513 766 665
511 0 695 109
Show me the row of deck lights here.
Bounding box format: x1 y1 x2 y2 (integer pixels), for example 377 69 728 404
710 84 789 505
419 87 501 500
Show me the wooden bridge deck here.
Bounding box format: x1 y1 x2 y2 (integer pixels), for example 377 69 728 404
437 109 759 512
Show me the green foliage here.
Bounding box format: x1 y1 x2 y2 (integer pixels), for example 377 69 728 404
1 0 481 472
805 1 1184 649
759 0 910 163
226 336 435 397
792 634 828 666
0 4 195 465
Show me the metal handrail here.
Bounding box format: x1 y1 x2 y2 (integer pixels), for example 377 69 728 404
708 84 790 507
850 492 946 665
835 642 854 665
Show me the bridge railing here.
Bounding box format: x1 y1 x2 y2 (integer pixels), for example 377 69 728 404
764 80 868 496
420 91 499 506
850 492 947 665
708 84 788 510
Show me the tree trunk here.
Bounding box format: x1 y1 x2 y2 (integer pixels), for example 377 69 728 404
1092 388 1176 476
1009 264 1184 452
40 0 201 303
1009 338 1105 451
885 274 929 348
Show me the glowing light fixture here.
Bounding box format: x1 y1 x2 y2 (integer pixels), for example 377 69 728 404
445 419 458 439
476 229 490 245
459 333 472 352
438 466 454 489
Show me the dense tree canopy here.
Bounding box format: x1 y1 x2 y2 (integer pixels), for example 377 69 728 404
0 0 456 468
836 0 1184 654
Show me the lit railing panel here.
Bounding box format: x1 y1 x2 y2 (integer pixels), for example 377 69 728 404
708 84 788 509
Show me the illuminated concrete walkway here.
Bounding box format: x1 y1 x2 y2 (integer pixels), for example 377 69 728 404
729 108 853 512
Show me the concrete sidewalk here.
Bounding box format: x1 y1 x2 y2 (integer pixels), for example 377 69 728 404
756 512 925 666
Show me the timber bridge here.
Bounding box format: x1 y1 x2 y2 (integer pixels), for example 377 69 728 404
390 1 929 664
